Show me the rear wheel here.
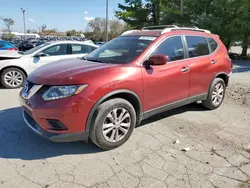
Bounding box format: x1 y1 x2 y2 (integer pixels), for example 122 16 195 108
202 78 226 110
1 68 26 89
89 98 136 150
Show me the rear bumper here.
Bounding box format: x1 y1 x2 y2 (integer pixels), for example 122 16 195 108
23 110 89 142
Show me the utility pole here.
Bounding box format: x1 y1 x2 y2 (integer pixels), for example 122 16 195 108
105 0 109 42
21 8 26 38
180 0 184 17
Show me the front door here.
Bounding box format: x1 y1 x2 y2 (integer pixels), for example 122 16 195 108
31 43 69 72
142 36 190 112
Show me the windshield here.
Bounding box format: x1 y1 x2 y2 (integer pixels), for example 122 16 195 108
21 43 50 55
84 36 156 64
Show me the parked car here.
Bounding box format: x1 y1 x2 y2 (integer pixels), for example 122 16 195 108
0 40 18 51
19 26 232 150
95 42 105 47
0 41 98 88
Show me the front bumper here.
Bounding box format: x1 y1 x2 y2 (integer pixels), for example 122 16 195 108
23 110 89 142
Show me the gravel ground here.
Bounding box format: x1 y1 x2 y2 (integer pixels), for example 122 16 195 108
0 61 250 188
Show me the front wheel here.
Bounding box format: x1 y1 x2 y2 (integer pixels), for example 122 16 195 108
89 98 136 150
1 68 26 89
202 78 226 110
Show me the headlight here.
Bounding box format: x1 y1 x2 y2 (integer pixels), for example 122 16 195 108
42 85 87 101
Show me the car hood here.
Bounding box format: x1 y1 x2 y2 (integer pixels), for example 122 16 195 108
0 50 22 60
28 58 119 85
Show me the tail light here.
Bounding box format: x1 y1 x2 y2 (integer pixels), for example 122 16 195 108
7 48 18 51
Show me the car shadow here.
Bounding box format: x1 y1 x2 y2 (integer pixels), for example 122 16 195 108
0 107 102 160
233 60 250 73
0 103 206 160
139 103 207 126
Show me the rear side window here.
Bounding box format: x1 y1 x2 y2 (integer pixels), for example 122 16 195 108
186 36 210 58
208 38 218 52
151 36 184 62
71 44 96 54
42 44 68 56
0 43 5 48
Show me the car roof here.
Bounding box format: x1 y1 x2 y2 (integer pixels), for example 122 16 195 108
47 40 98 47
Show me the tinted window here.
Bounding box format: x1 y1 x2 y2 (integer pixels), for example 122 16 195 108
0 43 5 48
84 36 155 64
151 36 184 62
208 38 218 52
42 44 68 56
186 36 209 57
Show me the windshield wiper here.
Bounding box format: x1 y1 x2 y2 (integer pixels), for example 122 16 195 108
85 58 108 63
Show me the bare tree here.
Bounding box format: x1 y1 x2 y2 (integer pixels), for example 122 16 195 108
2 18 14 34
86 18 126 41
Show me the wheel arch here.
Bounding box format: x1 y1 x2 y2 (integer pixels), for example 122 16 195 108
86 89 143 132
214 72 229 86
0 66 28 78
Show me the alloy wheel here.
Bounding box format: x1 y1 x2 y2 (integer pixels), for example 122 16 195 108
102 108 131 142
212 83 224 106
4 71 23 88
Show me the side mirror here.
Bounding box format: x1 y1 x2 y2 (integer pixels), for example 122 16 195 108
34 52 46 57
144 54 168 67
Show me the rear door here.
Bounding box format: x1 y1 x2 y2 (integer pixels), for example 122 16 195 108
185 36 214 97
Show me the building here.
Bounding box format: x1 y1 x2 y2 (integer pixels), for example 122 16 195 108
0 31 40 38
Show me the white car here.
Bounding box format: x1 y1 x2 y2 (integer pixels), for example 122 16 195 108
0 41 98 89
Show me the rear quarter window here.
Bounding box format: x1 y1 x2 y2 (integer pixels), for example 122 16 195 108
208 38 219 52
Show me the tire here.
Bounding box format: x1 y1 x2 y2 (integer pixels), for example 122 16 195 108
202 78 226 110
1 68 26 89
89 98 136 150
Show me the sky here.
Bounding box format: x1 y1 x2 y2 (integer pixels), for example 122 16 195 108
0 0 123 32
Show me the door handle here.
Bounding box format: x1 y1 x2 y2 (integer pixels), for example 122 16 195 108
181 67 189 72
211 60 217 64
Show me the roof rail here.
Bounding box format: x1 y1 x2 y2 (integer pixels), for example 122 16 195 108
161 27 211 34
120 26 211 36
143 25 178 30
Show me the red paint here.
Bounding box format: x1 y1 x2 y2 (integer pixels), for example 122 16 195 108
20 30 231 137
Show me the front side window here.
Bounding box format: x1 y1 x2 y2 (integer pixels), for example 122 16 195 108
22 43 50 55
151 36 184 62
186 36 210 58
208 38 218 52
84 36 155 64
42 44 68 56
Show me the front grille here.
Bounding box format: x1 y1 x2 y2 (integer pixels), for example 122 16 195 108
25 81 35 92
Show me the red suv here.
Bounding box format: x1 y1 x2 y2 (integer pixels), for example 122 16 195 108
19 26 232 150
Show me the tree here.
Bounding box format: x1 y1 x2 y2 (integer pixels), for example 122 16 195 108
1 33 15 40
86 18 127 41
2 18 14 34
115 0 152 28
115 0 190 28
66 29 77 36
38 24 47 35
27 29 31 33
